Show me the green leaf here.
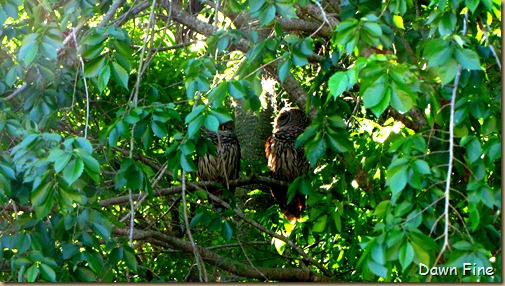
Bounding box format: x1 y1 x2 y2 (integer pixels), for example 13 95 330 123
203 114 219 133
6 65 18 86
468 202 480 231
11 134 38 155
465 0 479 13
58 187 84 206
76 266 96 282
331 209 342 231
410 243 431 266
439 58 458 85
151 121 167 138
83 252 103 274
75 137 93 153
362 82 387 109
278 59 292 83
452 240 472 250
123 247 138 271
228 80 245 99
370 87 391 118
63 158 84 186
249 0 266 14
221 220 233 242
373 200 390 218
185 105 205 124
291 51 308 66
35 193 54 220
362 21 382 38
26 264 39 282
111 61 129 89
412 159 430 175
97 64 111 93
367 258 388 278
39 263 56 282
18 33 39 65
196 76 210 92
392 15 405 29
299 37 313 55
455 49 482 70
387 165 408 196
274 2 296 18
333 21 358 48
328 72 349 98
48 149 69 171
399 242 414 270
466 139 482 164
273 237 286 255
325 133 351 153
109 247 124 265
424 39 453 67
81 43 104 60
209 110 233 124
92 222 111 240
305 137 326 166
31 181 52 207
390 85 413 113
393 201 413 217
216 35 229 52
187 116 204 138
84 57 106 78
258 4 276 25
180 154 196 172
82 32 106 46
312 215 327 232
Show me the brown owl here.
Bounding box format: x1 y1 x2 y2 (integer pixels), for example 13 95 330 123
198 121 241 212
265 108 310 222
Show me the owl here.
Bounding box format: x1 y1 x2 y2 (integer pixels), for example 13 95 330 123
265 108 310 222
198 121 241 212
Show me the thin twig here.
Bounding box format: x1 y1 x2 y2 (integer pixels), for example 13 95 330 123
74 29 90 139
182 170 208 282
478 20 501 71
198 185 333 277
4 83 27 101
236 235 270 281
428 10 468 282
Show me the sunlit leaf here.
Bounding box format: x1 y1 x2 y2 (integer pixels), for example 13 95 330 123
328 72 349 98
399 242 414 270
62 158 84 186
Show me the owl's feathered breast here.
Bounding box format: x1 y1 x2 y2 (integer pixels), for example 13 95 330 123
197 131 240 182
266 127 308 182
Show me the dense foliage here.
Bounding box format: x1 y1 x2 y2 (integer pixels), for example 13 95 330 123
0 0 501 282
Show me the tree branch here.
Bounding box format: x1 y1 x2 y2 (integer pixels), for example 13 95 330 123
98 175 288 207
161 1 316 116
113 228 334 281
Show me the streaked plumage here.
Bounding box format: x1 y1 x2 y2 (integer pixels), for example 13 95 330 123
198 121 240 211
265 108 310 222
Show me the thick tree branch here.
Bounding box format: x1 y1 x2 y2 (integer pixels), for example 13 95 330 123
161 1 316 116
98 175 288 207
113 228 334 281
299 3 340 28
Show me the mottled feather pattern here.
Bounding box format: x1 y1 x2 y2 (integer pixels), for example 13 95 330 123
265 108 310 222
197 121 240 210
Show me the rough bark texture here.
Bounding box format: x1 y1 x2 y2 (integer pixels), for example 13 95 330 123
233 78 276 209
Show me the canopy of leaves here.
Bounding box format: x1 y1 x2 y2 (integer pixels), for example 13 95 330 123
0 0 501 282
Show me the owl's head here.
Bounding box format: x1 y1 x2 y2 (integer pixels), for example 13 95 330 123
274 108 309 131
219 120 236 133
